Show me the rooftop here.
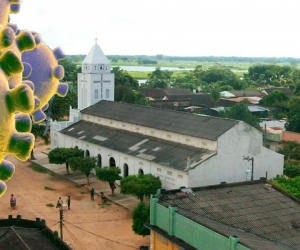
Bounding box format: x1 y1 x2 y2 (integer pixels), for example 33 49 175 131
81 101 239 141
157 181 300 250
61 120 215 171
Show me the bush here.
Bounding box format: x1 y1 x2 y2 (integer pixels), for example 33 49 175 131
284 160 300 178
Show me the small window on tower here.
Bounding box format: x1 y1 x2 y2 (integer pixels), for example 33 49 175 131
106 89 110 99
94 89 98 99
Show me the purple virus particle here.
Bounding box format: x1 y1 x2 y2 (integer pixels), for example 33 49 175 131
22 34 68 123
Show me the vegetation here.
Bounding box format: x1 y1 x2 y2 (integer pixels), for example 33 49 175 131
48 147 84 175
68 156 97 185
219 104 261 129
271 176 300 199
120 174 162 201
95 167 122 195
132 202 150 236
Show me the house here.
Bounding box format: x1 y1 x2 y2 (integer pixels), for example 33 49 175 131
51 42 284 190
262 87 293 98
148 180 300 250
0 215 71 250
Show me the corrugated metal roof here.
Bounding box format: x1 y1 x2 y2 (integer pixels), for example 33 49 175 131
61 120 215 171
158 182 300 250
80 101 239 141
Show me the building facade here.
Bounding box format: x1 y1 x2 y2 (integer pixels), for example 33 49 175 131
51 43 284 190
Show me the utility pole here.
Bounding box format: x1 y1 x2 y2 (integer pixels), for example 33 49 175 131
243 156 254 181
59 209 64 240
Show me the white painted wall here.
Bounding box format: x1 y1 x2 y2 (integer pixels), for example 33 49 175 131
188 122 284 187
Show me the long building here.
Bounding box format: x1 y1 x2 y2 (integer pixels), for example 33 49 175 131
51 42 284 190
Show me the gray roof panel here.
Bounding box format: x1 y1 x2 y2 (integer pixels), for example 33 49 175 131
61 121 215 171
81 101 239 141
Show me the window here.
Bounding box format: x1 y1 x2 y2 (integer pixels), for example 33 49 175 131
178 174 183 179
167 134 171 138
202 142 207 146
94 89 98 99
185 138 190 142
157 168 162 172
105 89 109 99
167 171 172 176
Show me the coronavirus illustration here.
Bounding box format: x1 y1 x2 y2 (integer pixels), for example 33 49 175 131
0 0 67 196
0 42 35 196
22 37 68 123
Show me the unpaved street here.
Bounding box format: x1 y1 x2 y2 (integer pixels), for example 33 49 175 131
0 149 149 250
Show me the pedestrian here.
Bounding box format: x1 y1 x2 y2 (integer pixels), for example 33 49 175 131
100 192 107 202
91 188 95 201
66 195 71 210
56 197 63 209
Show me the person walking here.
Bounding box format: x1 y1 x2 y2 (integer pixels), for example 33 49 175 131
56 197 63 209
66 195 71 210
90 188 95 201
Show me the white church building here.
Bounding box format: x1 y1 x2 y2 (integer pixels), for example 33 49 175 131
51 42 284 190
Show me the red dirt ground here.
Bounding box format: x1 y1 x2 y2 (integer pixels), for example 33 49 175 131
0 140 150 250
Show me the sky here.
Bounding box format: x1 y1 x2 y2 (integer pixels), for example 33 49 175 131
9 0 300 58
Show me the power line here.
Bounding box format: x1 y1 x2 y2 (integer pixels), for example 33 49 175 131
63 220 137 249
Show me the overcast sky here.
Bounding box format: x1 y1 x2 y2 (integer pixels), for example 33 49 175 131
9 0 300 58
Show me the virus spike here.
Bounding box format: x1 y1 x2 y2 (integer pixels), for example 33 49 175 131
10 3 20 13
0 26 15 49
0 49 23 77
16 30 36 52
0 180 7 198
6 84 34 113
0 159 15 182
32 110 46 123
52 65 64 80
15 113 32 132
8 132 34 160
57 82 69 96
53 47 65 61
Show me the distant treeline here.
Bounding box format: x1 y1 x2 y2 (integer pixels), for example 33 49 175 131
66 54 300 65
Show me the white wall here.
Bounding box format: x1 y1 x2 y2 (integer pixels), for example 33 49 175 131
188 121 284 187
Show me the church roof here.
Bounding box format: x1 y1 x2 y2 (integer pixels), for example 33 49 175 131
60 120 215 171
82 43 109 64
80 101 239 141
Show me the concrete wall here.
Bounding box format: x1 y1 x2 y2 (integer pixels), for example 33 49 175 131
149 198 250 250
188 122 284 187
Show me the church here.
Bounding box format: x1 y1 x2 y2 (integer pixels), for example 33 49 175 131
50 42 284 190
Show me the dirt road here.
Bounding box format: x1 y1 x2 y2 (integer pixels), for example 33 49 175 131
0 149 149 250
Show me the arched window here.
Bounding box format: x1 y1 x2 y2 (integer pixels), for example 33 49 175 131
94 89 98 99
105 89 109 99
138 168 144 175
109 157 116 168
85 150 90 157
123 164 129 177
97 154 102 167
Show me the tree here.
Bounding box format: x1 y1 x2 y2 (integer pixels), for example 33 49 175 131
146 67 173 89
120 174 162 201
285 113 300 133
30 123 49 160
68 156 96 185
95 166 122 195
209 83 220 107
219 103 261 129
259 90 289 107
48 147 84 175
51 91 78 121
278 141 300 161
132 202 150 236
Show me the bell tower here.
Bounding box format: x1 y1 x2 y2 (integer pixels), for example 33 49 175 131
77 39 114 109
